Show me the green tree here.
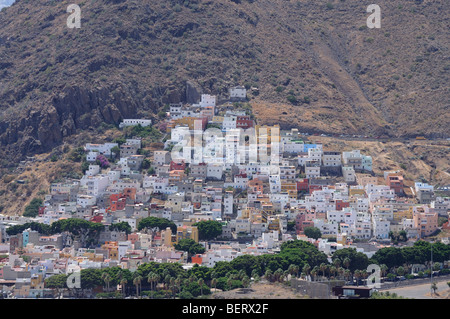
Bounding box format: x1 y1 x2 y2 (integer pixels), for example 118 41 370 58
23 198 43 217
137 217 177 233
332 248 369 272
68 147 85 162
142 158 152 170
109 221 132 235
110 146 120 160
371 291 407 299
51 218 104 247
44 274 68 289
396 266 405 277
44 273 68 298
230 255 260 277
303 226 322 240
80 268 103 296
431 282 438 294
174 239 205 261
193 220 223 241
287 221 296 232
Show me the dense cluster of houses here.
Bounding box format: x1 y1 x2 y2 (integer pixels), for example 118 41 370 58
0 87 449 298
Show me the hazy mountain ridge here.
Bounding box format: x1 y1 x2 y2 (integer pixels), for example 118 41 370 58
0 0 448 162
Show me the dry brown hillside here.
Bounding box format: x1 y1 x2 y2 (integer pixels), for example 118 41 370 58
0 0 448 164
309 136 450 187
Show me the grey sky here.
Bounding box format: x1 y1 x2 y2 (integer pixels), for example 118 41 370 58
0 0 15 10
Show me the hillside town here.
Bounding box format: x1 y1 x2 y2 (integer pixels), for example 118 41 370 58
0 87 449 299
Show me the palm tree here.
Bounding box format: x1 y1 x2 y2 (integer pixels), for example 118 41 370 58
283 270 290 282
147 272 159 299
289 265 299 278
242 276 250 288
170 277 176 299
133 275 142 298
274 268 284 282
354 270 361 286
343 257 351 270
380 264 388 280
302 263 311 280
164 274 171 290
198 278 204 296
120 278 128 298
211 278 218 291
431 282 438 295
311 267 318 281
264 269 273 282
175 276 183 298
227 277 233 291
251 269 260 280
288 264 296 278
344 269 351 283
330 266 337 279
319 263 327 279
333 258 341 269
101 272 111 293
337 267 344 280
361 270 368 285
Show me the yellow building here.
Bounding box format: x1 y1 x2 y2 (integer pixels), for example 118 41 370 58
262 203 274 216
255 124 280 144
349 187 366 196
172 117 207 131
176 225 199 243
162 225 199 247
267 217 280 231
30 274 44 289
393 207 413 222
281 182 298 199
102 241 119 260
211 116 224 124
250 212 264 224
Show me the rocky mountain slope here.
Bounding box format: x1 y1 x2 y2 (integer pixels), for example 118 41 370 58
0 0 448 162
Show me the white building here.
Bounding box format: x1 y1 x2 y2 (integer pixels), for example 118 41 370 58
119 119 152 128
305 162 321 179
77 195 96 208
229 86 247 100
222 115 237 131
322 152 342 167
373 218 390 239
207 164 224 180
85 143 118 157
199 94 216 108
342 166 356 183
81 174 109 197
86 151 99 162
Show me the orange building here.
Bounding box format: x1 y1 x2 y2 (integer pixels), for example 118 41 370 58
109 194 126 211
122 188 137 200
248 178 264 193
168 116 208 132
386 174 404 194
191 254 203 265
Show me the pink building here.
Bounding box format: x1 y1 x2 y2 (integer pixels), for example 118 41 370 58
413 208 438 238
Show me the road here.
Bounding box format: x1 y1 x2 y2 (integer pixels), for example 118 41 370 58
382 279 449 299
